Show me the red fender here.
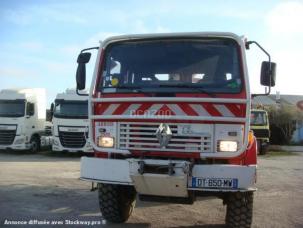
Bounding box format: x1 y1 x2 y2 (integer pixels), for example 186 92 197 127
243 136 257 165
228 136 257 165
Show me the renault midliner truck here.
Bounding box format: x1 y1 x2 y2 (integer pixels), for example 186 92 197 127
75 32 276 227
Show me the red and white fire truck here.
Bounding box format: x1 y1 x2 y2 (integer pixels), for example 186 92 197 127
75 32 276 227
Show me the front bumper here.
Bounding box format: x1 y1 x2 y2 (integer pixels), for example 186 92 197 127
80 157 257 194
52 136 93 153
0 136 31 150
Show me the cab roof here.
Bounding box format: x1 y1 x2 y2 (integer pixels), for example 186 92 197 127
101 32 244 48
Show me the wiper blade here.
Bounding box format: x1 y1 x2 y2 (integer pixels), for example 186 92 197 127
115 85 153 95
158 84 216 97
116 85 142 89
0 114 23 117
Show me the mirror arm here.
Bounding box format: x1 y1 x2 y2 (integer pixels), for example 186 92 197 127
247 40 272 97
76 89 89 96
246 41 271 63
251 87 271 98
80 47 99 53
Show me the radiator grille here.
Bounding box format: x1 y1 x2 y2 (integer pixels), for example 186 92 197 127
59 131 87 148
0 130 16 145
118 123 212 153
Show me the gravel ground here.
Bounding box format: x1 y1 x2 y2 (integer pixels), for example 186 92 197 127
0 150 302 228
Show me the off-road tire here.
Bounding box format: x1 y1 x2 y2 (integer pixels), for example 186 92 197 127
30 136 40 153
225 192 253 228
257 139 262 155
97 183 136 223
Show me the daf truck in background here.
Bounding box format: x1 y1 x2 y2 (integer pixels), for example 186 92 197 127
51 89 93 153
250 109 270 155
75 32 276 227
0 88 51 152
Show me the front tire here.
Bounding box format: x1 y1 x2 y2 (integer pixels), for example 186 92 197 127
257 139 262 155
30 136 40 153
225 192 253 228
98 183 136 223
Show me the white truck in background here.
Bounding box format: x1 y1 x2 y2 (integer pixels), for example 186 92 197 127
51 89 93 153
0 88 51 152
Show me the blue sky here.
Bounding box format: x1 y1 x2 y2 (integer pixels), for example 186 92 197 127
0 0 302 105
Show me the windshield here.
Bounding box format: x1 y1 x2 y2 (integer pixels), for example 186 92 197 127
250 111 268 126
54 100 88 119
0 100 25 117
99 38 242 94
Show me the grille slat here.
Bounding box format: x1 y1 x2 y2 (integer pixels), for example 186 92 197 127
118 123 212 153
59 131 87 148
120 141 204 147
0 130 16 145
119 136 205 143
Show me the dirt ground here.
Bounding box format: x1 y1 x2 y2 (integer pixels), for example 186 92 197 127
0 151 302 228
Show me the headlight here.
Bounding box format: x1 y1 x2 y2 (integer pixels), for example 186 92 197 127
217 140 238 152
98 136 114 148
14 138 25 144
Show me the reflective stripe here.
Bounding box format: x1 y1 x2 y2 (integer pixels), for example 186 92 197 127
97 103 244 118
103 104 119 115
214 104 235 117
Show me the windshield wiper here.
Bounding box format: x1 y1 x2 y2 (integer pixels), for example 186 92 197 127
116 85 142 90
0 114 23 117
114 85 154 95
158 84 216 97
54 114 88 119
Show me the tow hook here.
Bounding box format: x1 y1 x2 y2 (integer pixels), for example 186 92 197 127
168 162 175 176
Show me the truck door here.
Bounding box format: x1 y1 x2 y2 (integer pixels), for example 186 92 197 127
25 102 36 137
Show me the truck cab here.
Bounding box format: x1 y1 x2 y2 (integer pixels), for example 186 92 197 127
75 32 276 227
250 109 270 154
51 89 93 153
0 88 51 152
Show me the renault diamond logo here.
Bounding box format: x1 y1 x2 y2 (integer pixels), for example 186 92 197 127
155 123 172 148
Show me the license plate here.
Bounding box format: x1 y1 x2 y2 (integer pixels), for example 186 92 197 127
190 177 238 189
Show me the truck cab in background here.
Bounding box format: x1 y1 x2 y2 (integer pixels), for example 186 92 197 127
0 88 51 152
51 89 93 153
250 109 270 155
75 32 276 227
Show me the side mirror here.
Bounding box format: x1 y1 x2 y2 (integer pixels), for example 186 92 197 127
49 103 54 121
77 52 91 64
50 103 54 114
260 61 276 87
76 52 91 90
